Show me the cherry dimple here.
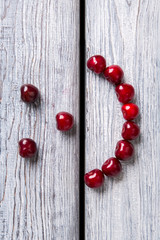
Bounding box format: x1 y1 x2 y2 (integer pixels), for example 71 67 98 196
115 83 135 103
115 140 134 161
122 103 139 120
122 121 140 140
19 138 37 158
21 84 39 103
87 55 106 74
56 112 74 131
104 65 124 85
84 169 104 188
102 157 122 177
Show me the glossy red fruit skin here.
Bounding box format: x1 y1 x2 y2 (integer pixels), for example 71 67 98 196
21 84 39 103
56 112 74 131
103 65 124 85
84 169 104 188
102 157 122 177
122 121 140 140
115 83 135 103
19 138 37 158
87 55 106 74
115 140 134 161
122 103 139 120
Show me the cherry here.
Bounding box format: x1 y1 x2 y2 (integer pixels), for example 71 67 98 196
21 84 39 103
102 157 122 177
115 83 135 103
122 121 140 140
115 140 134 161
19 138 37 158
103 65 124 85
87 55 106 74
56 112 74 131
84 169 104 188
122 103 139 120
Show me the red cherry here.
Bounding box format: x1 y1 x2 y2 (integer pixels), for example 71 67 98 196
103 65 124 85
87 55 106 74
21 84 39 103
115 83 135 103
84 169 104 188
122 121 140 140
19 138 37 158
102 157 122 177
56 112 74 131
115 140 134 161
122 103 139 120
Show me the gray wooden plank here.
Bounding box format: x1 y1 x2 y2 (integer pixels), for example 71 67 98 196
0 0 79 239
85 0 160 239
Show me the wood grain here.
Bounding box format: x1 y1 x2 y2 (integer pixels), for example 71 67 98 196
1 0 160 239
0 0 79 239
85 0 160 239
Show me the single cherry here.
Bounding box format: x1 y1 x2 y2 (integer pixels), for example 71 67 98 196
84 169 104 188
115 83 135 103
102 157 122 177
103 65 124 85
19 138 37 158
115 140 134 161
87 55 106 74
56 112 74 131
122 121 140 140
21 84 39 103
122 103 139 120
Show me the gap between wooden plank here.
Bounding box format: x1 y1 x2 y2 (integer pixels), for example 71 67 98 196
79 0 85 239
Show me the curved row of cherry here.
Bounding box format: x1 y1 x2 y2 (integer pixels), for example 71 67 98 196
18 55 140 190
84 55 140 188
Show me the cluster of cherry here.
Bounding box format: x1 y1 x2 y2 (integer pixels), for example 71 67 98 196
84 55 140 188
19 85 74 158
19 55 140 190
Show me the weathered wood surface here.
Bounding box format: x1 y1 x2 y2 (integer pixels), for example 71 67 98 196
1 0 160 239
0 0 79 239
85 0 160 239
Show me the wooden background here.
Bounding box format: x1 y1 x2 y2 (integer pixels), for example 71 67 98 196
1 0 160 239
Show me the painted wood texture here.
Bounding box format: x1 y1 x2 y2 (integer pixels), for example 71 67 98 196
0 0 79 239
1 0 160 239
85 0 160 239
